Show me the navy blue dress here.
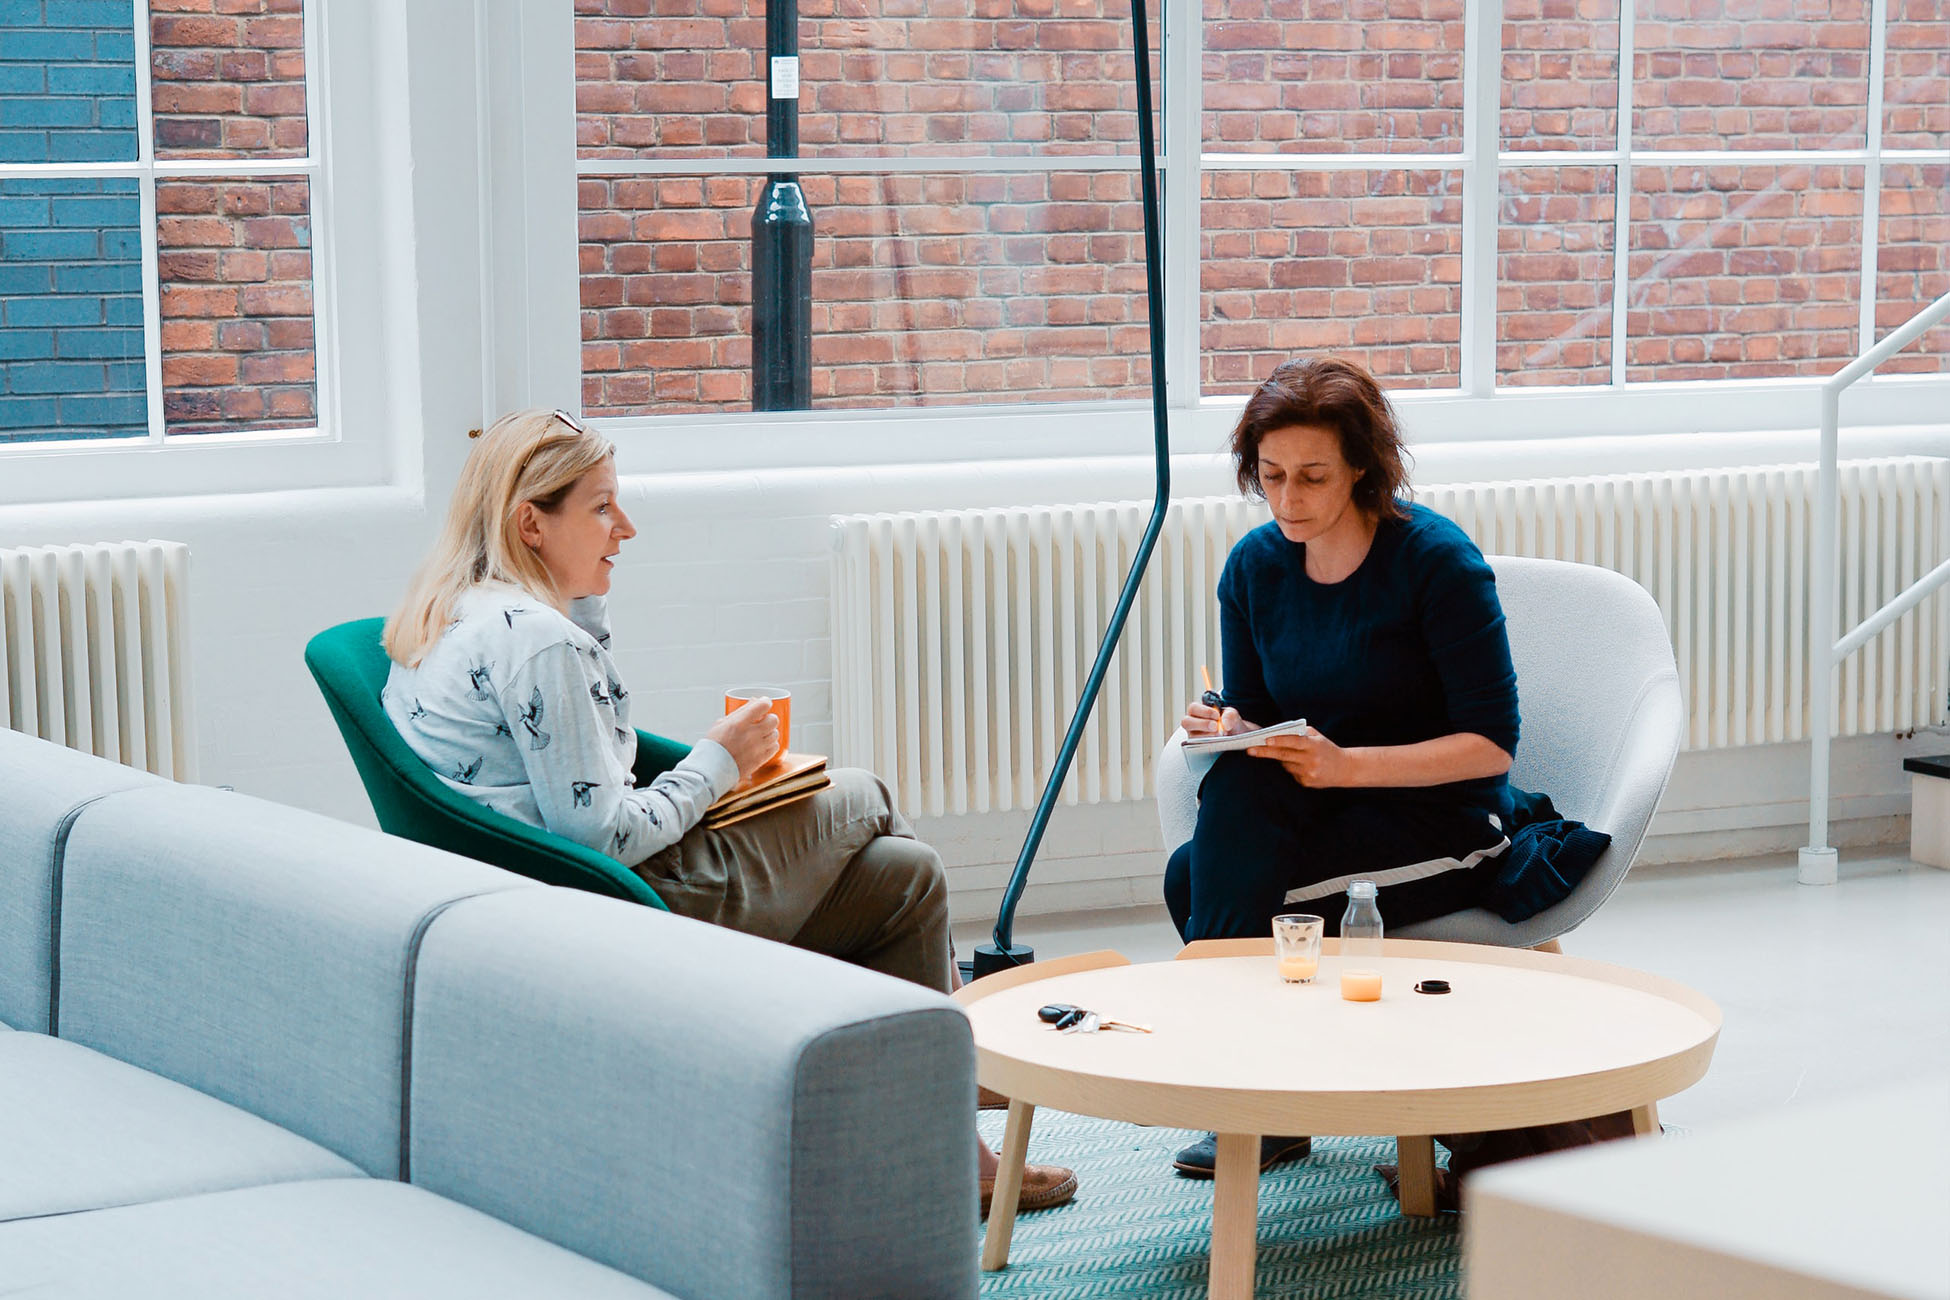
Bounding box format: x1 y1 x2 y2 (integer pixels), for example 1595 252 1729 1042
1165 503 1522 941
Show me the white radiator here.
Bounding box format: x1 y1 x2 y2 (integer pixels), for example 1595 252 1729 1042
0 541 196 781
829 457 1950 816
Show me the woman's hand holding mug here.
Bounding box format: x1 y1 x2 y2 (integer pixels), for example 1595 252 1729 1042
706 697 782 779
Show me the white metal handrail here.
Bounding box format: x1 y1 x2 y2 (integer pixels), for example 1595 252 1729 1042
1800 288 1950 886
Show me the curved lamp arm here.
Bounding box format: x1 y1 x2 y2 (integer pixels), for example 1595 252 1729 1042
975 0 1171 977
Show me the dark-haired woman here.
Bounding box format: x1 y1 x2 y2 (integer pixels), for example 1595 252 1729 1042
1165 357 1520 1178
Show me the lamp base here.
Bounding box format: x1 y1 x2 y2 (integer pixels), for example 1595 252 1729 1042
969 943 1036 982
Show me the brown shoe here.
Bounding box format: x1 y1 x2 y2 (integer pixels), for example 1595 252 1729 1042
977 1085 1010 1111
980 1163 1078 1218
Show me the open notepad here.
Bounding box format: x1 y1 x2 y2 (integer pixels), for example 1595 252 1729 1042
703 752 830 830
1179 717 1309 755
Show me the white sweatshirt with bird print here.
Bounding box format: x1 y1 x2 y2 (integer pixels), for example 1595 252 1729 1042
383 581 738 866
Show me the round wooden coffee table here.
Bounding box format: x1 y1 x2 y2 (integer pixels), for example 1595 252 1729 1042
956 938 1721 1299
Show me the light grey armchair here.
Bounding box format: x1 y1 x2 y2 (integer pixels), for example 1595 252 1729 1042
1154 555 1685 949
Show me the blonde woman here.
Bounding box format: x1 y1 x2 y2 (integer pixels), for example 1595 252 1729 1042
382 408 1075 1215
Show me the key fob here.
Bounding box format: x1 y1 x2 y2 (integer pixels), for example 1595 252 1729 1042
1037 1003 1079 1024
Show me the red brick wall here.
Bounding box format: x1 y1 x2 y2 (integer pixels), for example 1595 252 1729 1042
156 176 314 432
1202 0 1463 154
1201 170 1462 395
577 0 1947 416
1634 0 1871 150
1499 166 1615 386
1626 163 1862 381
1878 163 1949 374
579 170 1150 412
575 0 1146 159
151 0 315 434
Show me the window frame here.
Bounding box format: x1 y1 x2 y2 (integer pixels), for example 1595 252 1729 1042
538 0 1949 468
0 0 399 508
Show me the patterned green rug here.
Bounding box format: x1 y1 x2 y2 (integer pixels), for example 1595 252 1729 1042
975 1110 1460 1300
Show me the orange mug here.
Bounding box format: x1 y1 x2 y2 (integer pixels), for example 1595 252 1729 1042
724 686 791 755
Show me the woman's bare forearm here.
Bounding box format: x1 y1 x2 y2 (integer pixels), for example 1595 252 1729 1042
1342 732 1512 788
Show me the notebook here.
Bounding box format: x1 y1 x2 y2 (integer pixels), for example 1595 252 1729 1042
703 752 830 829
1179 717 1309 755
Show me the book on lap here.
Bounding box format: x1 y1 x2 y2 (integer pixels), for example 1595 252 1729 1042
703 752 830 829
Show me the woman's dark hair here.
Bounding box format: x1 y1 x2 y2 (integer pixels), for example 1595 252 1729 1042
1229 357 1411 520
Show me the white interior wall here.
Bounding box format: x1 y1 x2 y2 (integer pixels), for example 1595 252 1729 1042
0 0 1943 926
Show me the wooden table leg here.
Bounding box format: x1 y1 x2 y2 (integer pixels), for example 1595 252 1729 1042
1631 1101 1660 1137
981 1099 1035 1271
1209 1132 1260 1300
1395 1134 1438 1217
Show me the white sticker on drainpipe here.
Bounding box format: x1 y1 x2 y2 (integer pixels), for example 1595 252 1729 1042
771 57 800 99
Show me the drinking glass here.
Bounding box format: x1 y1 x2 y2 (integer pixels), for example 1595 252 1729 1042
1272 914 1324 983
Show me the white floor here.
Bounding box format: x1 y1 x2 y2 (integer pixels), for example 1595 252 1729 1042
953 850 1950 1132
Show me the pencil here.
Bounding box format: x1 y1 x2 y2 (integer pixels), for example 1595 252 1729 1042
1200 664 1214 693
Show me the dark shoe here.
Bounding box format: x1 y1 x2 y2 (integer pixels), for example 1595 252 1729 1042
1172 1133 1312 1178
1374 1163 1462 1214
977 1085 1010 1111
980 1163 1078 1218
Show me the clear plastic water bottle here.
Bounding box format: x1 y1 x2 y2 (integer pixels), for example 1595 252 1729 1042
1340 880 1384 999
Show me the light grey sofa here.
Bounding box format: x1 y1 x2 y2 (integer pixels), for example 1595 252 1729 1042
0 729 977 1299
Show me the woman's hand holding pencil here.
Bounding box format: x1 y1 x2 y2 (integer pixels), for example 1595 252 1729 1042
1182 665 1245 739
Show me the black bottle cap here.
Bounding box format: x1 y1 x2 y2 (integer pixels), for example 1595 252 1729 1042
1413 979 1451 995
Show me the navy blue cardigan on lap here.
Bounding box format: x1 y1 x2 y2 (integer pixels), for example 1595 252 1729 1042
1216 502 1521 826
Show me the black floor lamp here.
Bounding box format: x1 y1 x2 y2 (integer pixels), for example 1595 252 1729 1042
971 0 1172 979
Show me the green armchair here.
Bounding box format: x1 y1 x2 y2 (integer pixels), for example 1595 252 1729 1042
305 617 685 909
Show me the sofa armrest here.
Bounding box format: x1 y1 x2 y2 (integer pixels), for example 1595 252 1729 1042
407 889 977 1300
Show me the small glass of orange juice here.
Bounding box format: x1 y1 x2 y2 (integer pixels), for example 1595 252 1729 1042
1272 914 1324 983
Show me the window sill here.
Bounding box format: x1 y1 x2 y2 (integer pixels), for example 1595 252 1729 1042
601 373 1950 478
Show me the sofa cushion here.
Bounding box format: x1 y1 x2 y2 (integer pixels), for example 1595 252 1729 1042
0 1032 362 1222
0 1179 675 1299
55 783 538 1178
409 888 978 1300
0 731 161 1032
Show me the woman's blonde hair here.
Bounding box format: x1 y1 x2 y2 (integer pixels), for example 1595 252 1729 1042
384 408 615 667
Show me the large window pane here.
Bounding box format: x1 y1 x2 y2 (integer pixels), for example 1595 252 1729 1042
156 176 315 433
1203 0 1464 154
1498 166 1615 386
1876 164 1948 376
1501 0 1619 152
150 0 307 158
1885 0 1949 150
1201 170 1462 394
576 0 1153 161
0 177 145 443
0 0 139 164
1633 0 1870 151
579 171 1149 414
1626 163 1861 381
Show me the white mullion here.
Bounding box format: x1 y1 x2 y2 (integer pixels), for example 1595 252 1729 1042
148 156 326 178
1610 0 1636 387
134 2 164 443
1859 0 1890 355
300 0 333 443
474 0 497 427
1498 149 1626 165
1162 0 1201 408
0 161 144 180
1460 0 1501 395
1199 151 1465 172
574 154 1149 177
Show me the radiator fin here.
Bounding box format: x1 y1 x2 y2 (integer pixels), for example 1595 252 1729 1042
0 541 195 781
